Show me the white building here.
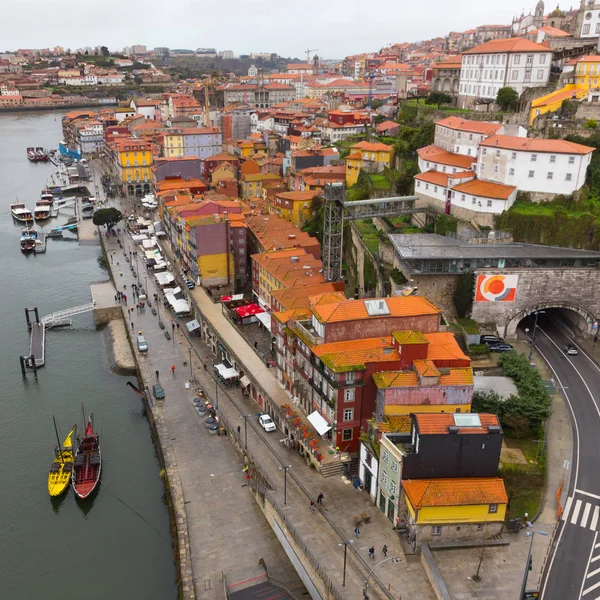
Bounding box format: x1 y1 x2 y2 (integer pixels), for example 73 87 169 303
358 442 379 502
248 64 258 77
458 37 552 107
0 84 20 95
434 116 504 157
414 170 517 226
579 1 600 38
77 121 104 154
477 136 595 196
219 50 234 59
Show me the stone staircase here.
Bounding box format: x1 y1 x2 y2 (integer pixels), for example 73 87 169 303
319 455 359 478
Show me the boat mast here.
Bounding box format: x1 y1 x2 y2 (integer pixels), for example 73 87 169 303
52 416 63 457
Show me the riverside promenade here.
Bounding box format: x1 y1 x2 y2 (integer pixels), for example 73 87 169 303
102 233 307 599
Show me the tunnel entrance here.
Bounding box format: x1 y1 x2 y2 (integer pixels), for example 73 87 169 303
507 304 597 339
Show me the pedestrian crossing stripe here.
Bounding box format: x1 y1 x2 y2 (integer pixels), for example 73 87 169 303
562 496 600 531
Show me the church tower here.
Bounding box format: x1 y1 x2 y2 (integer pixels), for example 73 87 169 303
534 0 545 27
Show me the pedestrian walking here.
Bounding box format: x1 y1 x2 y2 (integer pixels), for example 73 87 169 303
171 364 176 375
155 370 159 379
237 425 241 435
368 546 375 560
382 545 388 558
130 321 134 330
123 294 127 303
354 527 360 537
310 500 316 511
317 492 324 505
254 341 258 349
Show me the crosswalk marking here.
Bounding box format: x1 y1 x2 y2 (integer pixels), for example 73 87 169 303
582 580 600 596
583 504 592 529
561 496 600 531
563 496 573 521
592 507 600 532
587 567 600 579
592 555 600 564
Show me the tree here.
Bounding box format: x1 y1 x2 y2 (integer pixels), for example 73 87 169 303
370 99 383 110
93 207 123 230
100 46 110 57
425 91 452 108
496 87 519 111
453 272 475 318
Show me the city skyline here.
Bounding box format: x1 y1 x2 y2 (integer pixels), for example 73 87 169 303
6 0 565 58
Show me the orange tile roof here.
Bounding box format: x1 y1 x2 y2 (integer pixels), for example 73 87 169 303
417 145 475 169
311 296 440 324
376 120 401 132
271 284 345 310
415 171 474 186
351 141 393 152
403 478 508 509
308 291 348 306
275 191 316 202
346 152 362 160
531 26 571 37
312 336 400 372
413 359 440 377
415 413 499 434
435 116 502 135
480 135 594 155
439 367 474 386
423 332 469 362
452 178 516 200
577 55 600 63
465 37 551 54
273 307 312 324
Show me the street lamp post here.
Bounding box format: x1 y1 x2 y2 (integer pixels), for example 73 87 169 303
215 378 219 409
520 530 548 600
337 540 353 586
188 347 192 380
363 556 401 599
144 275 148 297
244 415 248 450
280 465 291 505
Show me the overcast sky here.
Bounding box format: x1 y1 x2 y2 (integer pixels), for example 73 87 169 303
6 0 557 58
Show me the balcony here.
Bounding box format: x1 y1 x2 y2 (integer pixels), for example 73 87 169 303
296 319 323 346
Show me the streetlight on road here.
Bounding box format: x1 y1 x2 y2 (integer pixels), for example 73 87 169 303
337 540 353 586
526 310 546 362
363 556 401 599
520 530 548 600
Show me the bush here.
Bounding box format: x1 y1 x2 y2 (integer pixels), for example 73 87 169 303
468 344 490 357
457 317 480 334
435 214 458 236
585 119 599 129
472 353 552 434
390 268 407 285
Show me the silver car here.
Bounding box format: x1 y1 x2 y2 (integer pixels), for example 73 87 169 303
564 344 578 355
137 333 148 352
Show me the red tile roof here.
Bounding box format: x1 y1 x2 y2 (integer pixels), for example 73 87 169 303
465 38 552 54
414 413 499 434
480 135 594 155
452 178 516 200
435 116 503 135
417 145 476 169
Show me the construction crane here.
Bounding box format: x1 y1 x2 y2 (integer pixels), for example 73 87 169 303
305 48 318 62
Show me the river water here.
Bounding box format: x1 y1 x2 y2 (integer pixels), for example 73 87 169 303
0 111 177 599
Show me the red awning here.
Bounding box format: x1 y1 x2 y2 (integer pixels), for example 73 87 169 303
234 303 265 319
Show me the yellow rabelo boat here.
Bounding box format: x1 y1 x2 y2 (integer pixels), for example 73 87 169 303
48 419 76 497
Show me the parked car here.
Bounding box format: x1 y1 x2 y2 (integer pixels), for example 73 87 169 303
152 383 165 399
564 344 578 355
489 343 514 353
480 335 504 345
185 280 195 289
258 414 276 432
137 332 148 352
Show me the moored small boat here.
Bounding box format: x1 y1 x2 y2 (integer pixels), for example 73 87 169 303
35 147 48 162
27 147 37 162
34 200 52 222
40 189 54 204
11 202 34 223
20 228 38 252
48 420 76 497
73 413 101 500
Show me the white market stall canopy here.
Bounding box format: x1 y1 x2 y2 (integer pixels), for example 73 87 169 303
142 238 157 250
307 411 332 436
155 272 175 286
240 375 251 388
256 312 271 332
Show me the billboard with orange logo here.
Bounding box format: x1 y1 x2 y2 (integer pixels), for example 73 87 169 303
475 274 518 303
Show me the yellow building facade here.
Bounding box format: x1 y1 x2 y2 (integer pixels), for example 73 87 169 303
162 132 184 158
271 191 315 228
345 141 394 186
112 139 154 187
